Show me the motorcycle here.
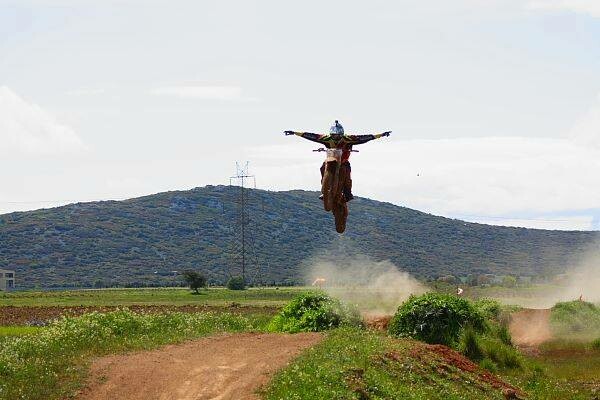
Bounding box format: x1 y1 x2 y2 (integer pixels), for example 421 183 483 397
313 147 356 233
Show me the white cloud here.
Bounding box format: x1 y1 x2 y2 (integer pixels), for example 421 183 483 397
0 86 87 156
569 93 600 148
526 0 600 17
150 85 257 101
67 86 110 96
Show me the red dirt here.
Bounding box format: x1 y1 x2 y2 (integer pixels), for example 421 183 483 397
0 305 279 326
76 332 321 400
509 308 552 349
409 342 523 397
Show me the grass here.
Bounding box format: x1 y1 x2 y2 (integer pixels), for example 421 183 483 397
0 287 308 307
0 326 41 337
0 309 267 400
264 328 596 400
533 339 600 382
265 328 511 400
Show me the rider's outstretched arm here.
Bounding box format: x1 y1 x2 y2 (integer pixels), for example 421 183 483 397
284 131 327 144
345 131 391 145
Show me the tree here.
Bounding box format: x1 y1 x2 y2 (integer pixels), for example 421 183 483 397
501 275 517 288
227 276 246 290
182 270 207 293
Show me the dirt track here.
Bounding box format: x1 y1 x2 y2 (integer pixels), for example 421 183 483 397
76 332 321 400
509 308 552 348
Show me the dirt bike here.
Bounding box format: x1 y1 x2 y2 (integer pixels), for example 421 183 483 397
313 147 356 234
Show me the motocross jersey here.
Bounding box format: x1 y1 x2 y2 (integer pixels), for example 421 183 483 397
288 131 388 162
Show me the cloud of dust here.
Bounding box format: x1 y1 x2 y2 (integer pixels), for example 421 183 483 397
305 255 427 316
554 243 600 304
500 241 600 309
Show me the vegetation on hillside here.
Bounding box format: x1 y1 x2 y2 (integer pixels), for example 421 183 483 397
1 185 596 288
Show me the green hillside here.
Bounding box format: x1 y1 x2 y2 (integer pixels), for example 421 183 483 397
0 185 596 288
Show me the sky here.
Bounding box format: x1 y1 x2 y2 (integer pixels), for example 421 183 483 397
1 0 600 230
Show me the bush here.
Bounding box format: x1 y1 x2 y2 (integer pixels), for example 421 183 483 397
268 292 362 333
496 324 512 346
459 326 483 361
550 301 600 338
388 293 485 346
227 276 246 290
592 337 600 350
480 358 498 372
473 298 501 321
479 337 523 369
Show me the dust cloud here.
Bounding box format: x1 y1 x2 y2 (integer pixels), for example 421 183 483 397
557 246 600 304
491 241 600 309
305 255 427 315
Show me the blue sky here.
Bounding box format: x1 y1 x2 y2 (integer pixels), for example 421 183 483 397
1 0 600 230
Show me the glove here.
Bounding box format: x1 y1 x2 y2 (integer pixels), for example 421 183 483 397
284 131 295 136
382 131 391 137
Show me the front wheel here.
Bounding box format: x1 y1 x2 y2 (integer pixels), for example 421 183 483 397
321 163 336 212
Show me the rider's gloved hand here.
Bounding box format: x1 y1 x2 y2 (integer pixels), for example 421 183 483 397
284 131 295 136
382 131 391 137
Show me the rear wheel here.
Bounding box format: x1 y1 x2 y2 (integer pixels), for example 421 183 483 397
333 201 348 233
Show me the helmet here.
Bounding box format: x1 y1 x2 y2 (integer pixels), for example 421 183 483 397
329 120 344 136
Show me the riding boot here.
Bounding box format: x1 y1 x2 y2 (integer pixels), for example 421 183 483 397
319 162 326 200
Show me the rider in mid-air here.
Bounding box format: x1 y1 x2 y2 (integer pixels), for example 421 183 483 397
285 120 390 202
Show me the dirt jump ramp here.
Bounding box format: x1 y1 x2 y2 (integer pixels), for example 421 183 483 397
76 332 321 400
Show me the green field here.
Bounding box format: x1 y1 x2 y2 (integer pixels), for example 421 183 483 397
0 287 307 307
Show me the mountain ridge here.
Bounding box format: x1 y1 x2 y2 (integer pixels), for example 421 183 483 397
0 185 596 288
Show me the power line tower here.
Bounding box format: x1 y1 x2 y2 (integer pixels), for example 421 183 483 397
229 162 258 282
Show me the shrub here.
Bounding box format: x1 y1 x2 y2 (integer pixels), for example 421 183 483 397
388 293 485 346
473 298 501 321
459 326 483 361
227 276 246 290
480 358 498 372
496 324 512 346
479 337 523 369
268 292 362 333
592 337 600 350
550 301 600 338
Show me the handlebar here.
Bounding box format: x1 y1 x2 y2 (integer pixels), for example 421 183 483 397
313 148 359 152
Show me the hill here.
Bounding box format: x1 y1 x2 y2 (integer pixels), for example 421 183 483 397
0 185 597 288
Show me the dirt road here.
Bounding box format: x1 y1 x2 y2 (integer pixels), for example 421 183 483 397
509 308 552 347
76 332 322 400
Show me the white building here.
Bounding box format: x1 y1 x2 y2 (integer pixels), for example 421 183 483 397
0 270 15 290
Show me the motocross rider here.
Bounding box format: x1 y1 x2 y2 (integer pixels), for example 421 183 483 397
285 120 390 202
